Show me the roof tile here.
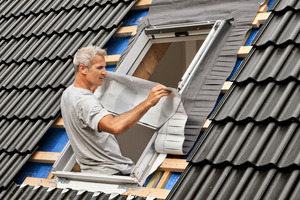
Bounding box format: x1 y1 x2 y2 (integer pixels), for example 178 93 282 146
233 44 300 83
212 82 300 122
252 11 300 46
189 122 300 168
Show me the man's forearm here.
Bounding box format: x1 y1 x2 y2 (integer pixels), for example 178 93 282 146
98 84 170 135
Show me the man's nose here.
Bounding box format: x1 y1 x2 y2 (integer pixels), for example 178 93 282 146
102 68 107 75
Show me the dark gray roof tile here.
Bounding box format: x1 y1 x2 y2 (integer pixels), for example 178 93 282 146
252 11 300 46
0 88 63 120
0 2 134 40
233 44 300 83
189 122 300 168
0 119 55 153
168 163 300 200
0 0 137 192
0 182 150 200
211 82 300 122
0 60 74 89
0 0 134 19
0 152 32 189
270 0 300 12
0 29 118 64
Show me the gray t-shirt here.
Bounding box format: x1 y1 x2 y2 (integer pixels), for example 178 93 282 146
61 85 135 175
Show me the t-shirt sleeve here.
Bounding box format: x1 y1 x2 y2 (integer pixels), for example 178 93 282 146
78 96 111 132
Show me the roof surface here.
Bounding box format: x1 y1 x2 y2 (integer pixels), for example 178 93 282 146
167 0 300 199
0 0 137 190
0 182 150 200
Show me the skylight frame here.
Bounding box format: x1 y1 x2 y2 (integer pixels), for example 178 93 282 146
52 20 226 191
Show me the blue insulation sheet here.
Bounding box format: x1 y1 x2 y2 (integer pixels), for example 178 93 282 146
14 162 53 184
122 9 149 26
37 128 69 152
164 173 181 190
105 36 131 55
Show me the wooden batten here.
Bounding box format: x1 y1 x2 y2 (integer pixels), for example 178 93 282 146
258 4 268 13
158 158 188 173
23 177 57 187
221 81 233 93
105 55 121 65
132 0 152 10
252 12 271 28
47 171 55 179
146 171 164 188
156 171 172 189
202 119 212 131
123 187 170 199
237 46 253 58
133 43 171 80
53 118 64 128
115 26 137 36
29 151 60 164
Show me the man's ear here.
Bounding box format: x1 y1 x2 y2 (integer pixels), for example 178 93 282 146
79 64 87 75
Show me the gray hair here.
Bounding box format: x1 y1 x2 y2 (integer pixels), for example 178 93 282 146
73 46 107 72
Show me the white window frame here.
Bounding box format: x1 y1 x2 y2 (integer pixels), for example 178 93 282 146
52 20 226 192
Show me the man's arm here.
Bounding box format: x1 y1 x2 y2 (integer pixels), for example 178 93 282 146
98 84 171 135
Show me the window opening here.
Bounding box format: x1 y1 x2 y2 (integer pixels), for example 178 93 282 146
53 21 223 191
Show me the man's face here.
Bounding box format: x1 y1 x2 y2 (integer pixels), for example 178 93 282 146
85 54 107 87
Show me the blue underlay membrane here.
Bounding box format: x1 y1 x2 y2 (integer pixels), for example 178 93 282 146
122 9 149 26
105 36 131 55
267 0 276 11
227 58 244 81
106 65 116 72
164 173 181 190
37 128 69 152
14 163 53 184
245 27 260 46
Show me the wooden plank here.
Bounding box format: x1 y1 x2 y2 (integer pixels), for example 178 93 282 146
123 188 170 199
53 117 63 128
237 46 253 58
115 26 137 36
252 12 271 28
23 177 57 187
158 158 188 173
72 162 82 172
156 171 172 189
132 0 152 10
29 151 60 164
47 171 55 179
221 81 233 93
202 119 211 131
133 43 171 80
146 171 164 188
105 55 121 65
258 4 268 13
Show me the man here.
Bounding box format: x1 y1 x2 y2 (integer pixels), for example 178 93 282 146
61 46 170 175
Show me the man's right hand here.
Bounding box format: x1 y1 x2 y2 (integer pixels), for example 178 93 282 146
98 84 171 135
145 84 172 107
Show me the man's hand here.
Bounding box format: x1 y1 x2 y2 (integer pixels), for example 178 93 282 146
145 84 172 107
